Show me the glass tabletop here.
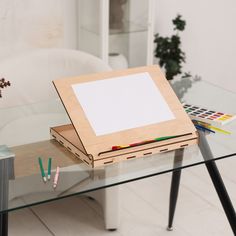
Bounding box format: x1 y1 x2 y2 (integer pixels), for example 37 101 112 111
0 79 236 213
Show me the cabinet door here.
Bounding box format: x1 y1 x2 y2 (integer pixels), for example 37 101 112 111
78 0 154 68
109 0 154 68
78 0 108 59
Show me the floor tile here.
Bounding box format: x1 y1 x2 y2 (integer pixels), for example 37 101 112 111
31 196 122 236
9 208 52 236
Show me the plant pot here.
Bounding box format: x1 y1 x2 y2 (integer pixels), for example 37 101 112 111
108 53 128 70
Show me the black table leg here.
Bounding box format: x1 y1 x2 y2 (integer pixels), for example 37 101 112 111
167 148 184 231
0 146 14 236
198 131 236 235
0 212 8 236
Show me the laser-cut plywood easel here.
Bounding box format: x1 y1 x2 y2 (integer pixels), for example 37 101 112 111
51 65 198 167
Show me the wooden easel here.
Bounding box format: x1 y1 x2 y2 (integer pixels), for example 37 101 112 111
51 65 198 167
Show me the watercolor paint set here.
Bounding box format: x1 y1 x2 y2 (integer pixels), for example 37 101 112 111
183 103 236 127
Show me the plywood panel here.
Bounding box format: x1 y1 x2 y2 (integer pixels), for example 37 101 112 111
53 65 197 160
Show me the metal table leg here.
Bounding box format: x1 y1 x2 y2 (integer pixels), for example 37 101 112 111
198 131 236 235
167 148 184 231
0 162 9 236
0 146 15 236
0 212 8 236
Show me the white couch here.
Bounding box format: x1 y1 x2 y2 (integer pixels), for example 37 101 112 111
0 49 120 230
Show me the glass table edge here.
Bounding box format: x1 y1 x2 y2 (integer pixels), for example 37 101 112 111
2 151 236 214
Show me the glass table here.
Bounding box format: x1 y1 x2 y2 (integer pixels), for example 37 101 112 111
0 80 236 235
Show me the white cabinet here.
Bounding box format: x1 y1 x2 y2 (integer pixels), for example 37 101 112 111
77 0 155 68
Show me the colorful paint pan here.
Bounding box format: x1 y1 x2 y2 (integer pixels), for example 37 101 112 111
183 103 236 127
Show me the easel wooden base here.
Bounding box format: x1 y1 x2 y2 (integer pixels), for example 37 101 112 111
50 124 198 168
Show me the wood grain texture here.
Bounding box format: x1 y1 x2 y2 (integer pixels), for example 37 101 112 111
53 65 198 167
51 124 198 167
53 65 197 158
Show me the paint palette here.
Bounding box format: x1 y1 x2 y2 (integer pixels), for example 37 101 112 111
183 103 236 127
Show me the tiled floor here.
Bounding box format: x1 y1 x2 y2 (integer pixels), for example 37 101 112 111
9 157 236 236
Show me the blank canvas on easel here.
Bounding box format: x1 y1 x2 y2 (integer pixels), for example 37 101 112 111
72 72 175 136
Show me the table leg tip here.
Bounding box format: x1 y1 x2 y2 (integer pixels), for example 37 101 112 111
167 226 173 231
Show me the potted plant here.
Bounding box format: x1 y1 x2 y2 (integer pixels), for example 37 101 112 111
154 14 200 98
154 14 189 80
0 78 11 98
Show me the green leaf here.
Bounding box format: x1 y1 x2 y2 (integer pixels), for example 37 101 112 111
153 14 195 80
173 14 186 31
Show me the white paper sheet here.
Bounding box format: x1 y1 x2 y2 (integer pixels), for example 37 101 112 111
72 72 175 136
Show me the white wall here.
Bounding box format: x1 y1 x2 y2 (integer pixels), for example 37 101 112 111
154 0 236 92
2 0 235 92
0 0 77 61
